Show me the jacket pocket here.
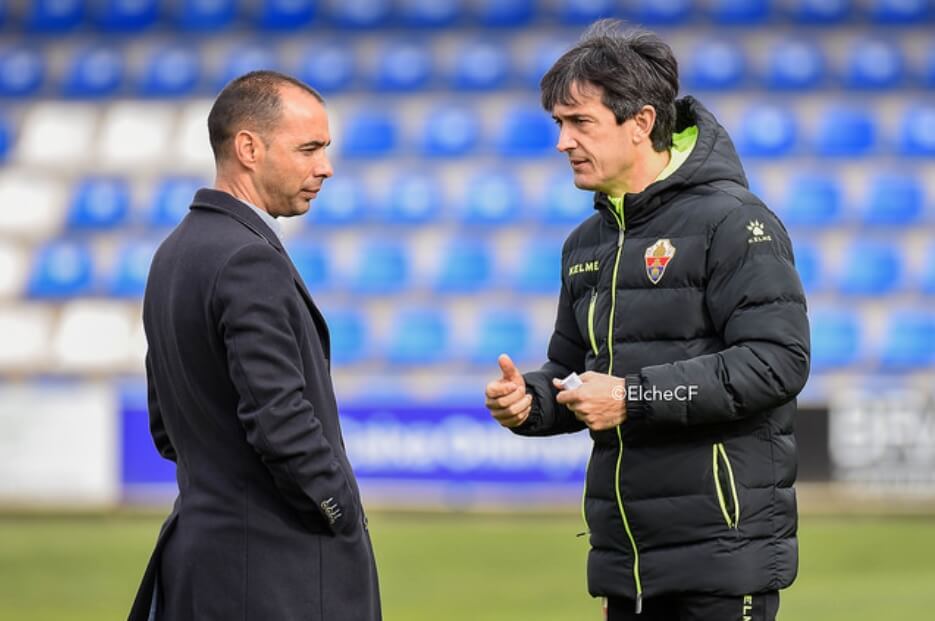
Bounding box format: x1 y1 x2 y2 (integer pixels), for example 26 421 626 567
586 288 599 356
712 442 740 529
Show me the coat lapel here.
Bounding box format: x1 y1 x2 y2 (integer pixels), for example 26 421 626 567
189 189 332 359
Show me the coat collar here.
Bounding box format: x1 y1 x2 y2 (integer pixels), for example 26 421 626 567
189 188 331 359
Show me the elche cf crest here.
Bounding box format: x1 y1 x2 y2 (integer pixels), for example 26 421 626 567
644 239 676 285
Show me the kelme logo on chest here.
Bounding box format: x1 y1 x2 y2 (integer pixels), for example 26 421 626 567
645 239 676 285
568 261 600 277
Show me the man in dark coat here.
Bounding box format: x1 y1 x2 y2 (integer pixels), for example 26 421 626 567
485 21 809 621
128 70 381 621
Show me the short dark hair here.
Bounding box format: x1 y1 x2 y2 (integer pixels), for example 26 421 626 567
207 70 324 161
540 20 679 151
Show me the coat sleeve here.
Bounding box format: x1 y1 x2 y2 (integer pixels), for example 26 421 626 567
213 242 359 535
145 351 177 462
626 201 810 426
513 251 588 437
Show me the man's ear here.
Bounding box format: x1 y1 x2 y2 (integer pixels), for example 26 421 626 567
232 129 264 171
632 105 657 145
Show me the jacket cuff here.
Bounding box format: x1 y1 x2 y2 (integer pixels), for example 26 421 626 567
625 373 652 422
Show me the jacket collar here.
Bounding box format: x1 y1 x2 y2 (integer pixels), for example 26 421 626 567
189 188 284 251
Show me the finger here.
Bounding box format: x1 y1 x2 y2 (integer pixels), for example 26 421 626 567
494 407 530 428
505 394 533 417
552 378 564 390
497 354 523 384
485 380 516 399
556 388 578 405
490 388 526 410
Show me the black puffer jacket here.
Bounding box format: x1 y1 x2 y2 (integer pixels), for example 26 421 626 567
515 97 810 606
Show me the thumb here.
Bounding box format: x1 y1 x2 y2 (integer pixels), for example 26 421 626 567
498 354 523 384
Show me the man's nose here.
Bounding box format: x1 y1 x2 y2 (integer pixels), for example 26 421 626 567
556 128 576 152
317 154 334 178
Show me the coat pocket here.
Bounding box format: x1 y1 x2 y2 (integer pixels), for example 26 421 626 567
712 442 740 529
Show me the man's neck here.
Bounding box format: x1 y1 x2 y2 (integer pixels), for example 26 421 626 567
606 148 671 197
215 176 270 215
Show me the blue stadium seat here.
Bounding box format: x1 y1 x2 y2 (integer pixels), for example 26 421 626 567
738 104 797 157
472 312 530 364
326 309 368 364
26 0 83 32
497 105 558 157
381 173 440 224
341 111 397 158
373 41 432 91
786 0 851 24
460 172 524 225
306 176 367 226
435 239 492 293
516 238 562 293
861 174 924 226
387 308 448 365
149 177 204 228
919 245 935 295
685 40 746 90
0 115 11 162
781 175 842 228
526 40 573 87
809 309 861 369
109 239 159 298
62 46 124 98
139 46 200 97
174 0 238 31
0 46 45 97
556 0 617 25
27 240 96 299
792 239 822 293
815 106 876 156
217 45 279 89
474 0 535 27
845 39 905 90
255 0 317 30
838 241 903 295
67 178 131 231
765 39 825 90
398 0 462 27
297 42 355 93
880 311 935 369
868 0 931 24
92 0 159 32
286 239 330 290
899 104 935 156
543 173 593 224
630 0 693 25
451 40 510 91
421 107 480 157
326 0 392 28
352 240 408 294
709 0 771 24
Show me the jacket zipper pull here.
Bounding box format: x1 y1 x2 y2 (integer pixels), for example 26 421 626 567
635 593 643 614
575 530 589 537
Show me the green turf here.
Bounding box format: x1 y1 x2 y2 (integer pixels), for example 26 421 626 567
0 512 933 620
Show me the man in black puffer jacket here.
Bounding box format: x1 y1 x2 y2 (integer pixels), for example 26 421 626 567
484 20 809 621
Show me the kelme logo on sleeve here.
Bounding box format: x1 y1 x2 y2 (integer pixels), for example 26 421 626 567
645 239 676 284
568 260 600 277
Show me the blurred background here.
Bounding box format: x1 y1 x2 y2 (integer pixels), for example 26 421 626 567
0 0 934 619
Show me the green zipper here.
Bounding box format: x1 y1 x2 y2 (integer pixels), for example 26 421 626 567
606 209 643 614
587 289 599 356
713 443 740 529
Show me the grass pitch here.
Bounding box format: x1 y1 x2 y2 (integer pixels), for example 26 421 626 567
0 512 933 620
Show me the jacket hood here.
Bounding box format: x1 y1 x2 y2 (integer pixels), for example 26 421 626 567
595 96 748 227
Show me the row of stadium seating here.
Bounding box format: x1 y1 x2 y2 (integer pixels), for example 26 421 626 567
10 0 935 33
0 301 932 371
1 167 931 236
5 232 935 299
3 100 934 164
4 34 935 98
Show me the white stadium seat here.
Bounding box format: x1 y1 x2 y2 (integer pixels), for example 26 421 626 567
0 170 66 240
16 103 100 166
98 102 176 168
52 301 135 371
0 304 54 371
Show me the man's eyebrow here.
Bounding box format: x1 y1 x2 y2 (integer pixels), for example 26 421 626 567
297 140 331 149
